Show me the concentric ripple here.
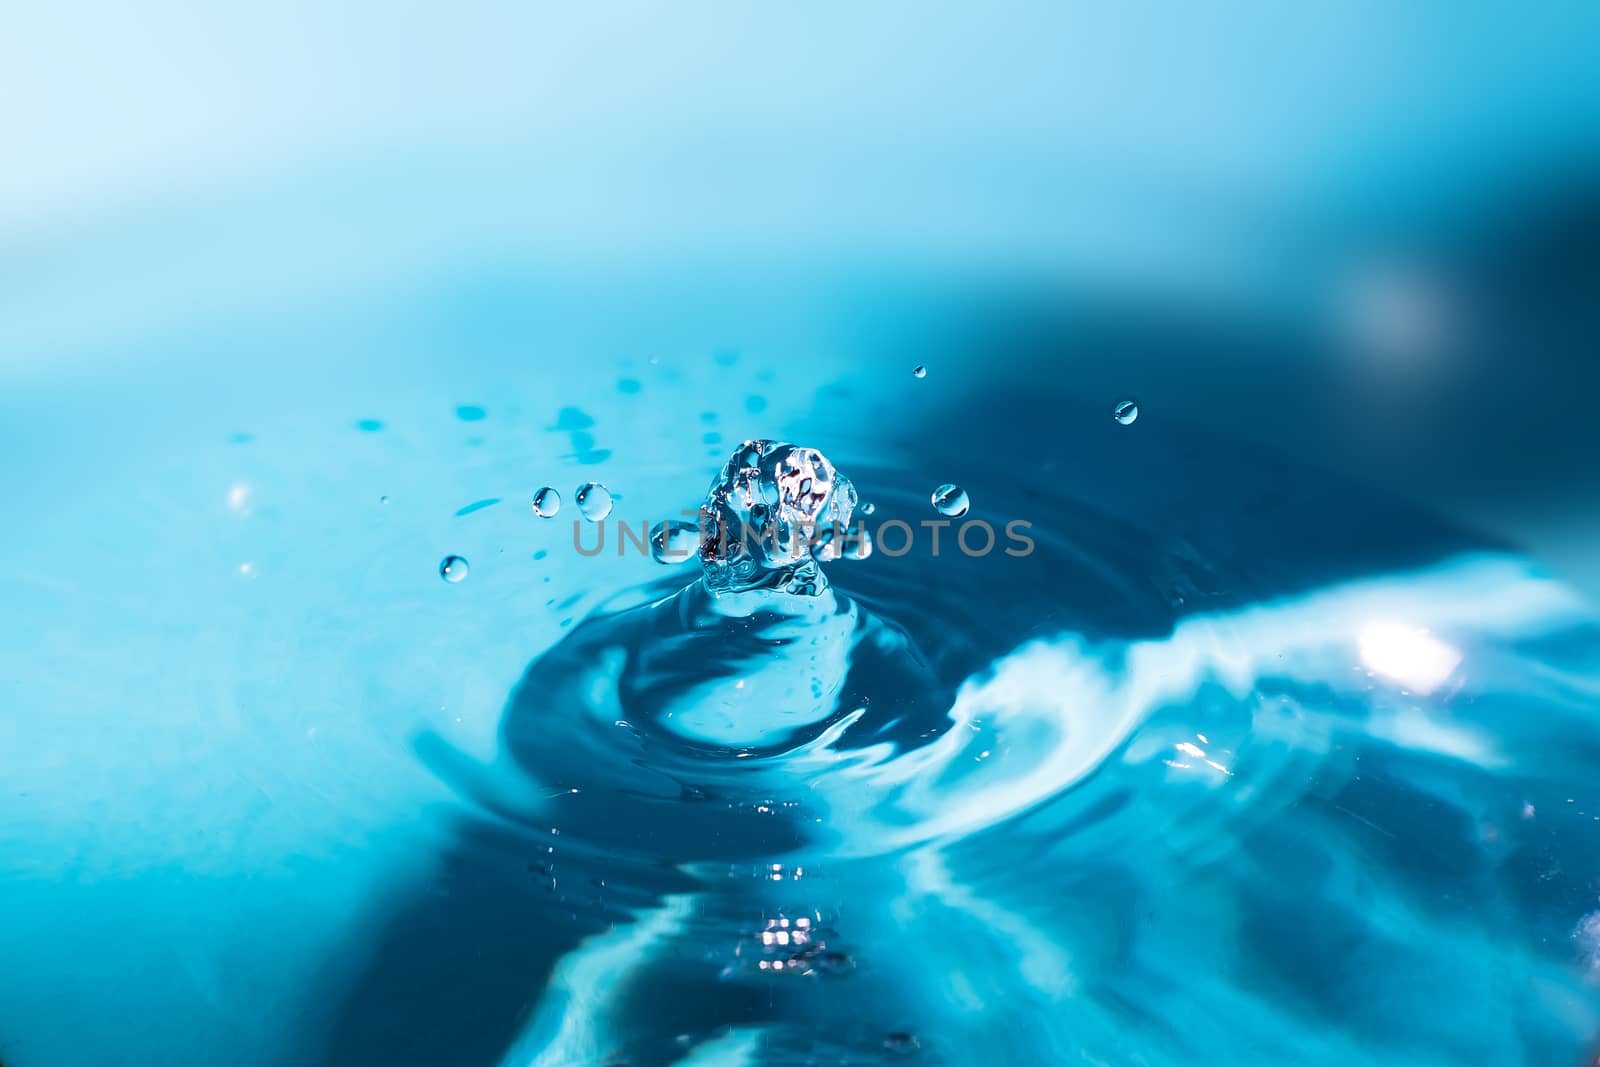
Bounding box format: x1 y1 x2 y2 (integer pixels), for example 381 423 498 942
400 440 1600 1067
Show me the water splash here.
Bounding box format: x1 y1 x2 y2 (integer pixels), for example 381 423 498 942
697 440 857 596
404 437 1600 1067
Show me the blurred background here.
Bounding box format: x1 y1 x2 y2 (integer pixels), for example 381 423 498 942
3 4 1600 1065
4 3 1598 585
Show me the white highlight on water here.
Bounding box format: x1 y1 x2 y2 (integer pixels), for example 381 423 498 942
1357 622 1461 694
804 554 1585 856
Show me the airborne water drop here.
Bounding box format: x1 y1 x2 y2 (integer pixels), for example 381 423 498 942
931 483 969 518
532 487 562 517
650 520 701 564
576 483 613 521
439 555 470 583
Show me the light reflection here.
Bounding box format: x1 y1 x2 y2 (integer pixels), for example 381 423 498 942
1357 622 1461 694
755 916 817 973
1340 258 1455 364
794 554 1580 855
1574 910 1600 976
1166 739 1232 777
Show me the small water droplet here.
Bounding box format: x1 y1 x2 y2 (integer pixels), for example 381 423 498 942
379 495 390 504
576 483 613 521
439 555 470 583
532 487 562 517
859 501 876 516
931 484 969 517
912 365 927 379
1113 399 1139 425
650 520 701 564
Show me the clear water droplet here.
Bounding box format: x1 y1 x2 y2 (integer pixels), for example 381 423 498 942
931 484 969 517
1113 399 1139 425
860 501 876 516
439 555 470 583
650 520 701 564
532 487 561 517
379 495 390 504
912 365 927 379
576 483 613 521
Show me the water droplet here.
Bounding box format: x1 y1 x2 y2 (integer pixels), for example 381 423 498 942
883 1032 920 1056
931 484 969 517
650 520 701 564
532 487 562 517
576 483 613 521
860 501 876 516
379 495 390 504
439 555 470 583
912 365 927 379
455 404 487 422
1113 399 1139 425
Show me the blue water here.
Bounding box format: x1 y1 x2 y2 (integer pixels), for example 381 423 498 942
5 2 1600 1058
3 275 1600 1067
